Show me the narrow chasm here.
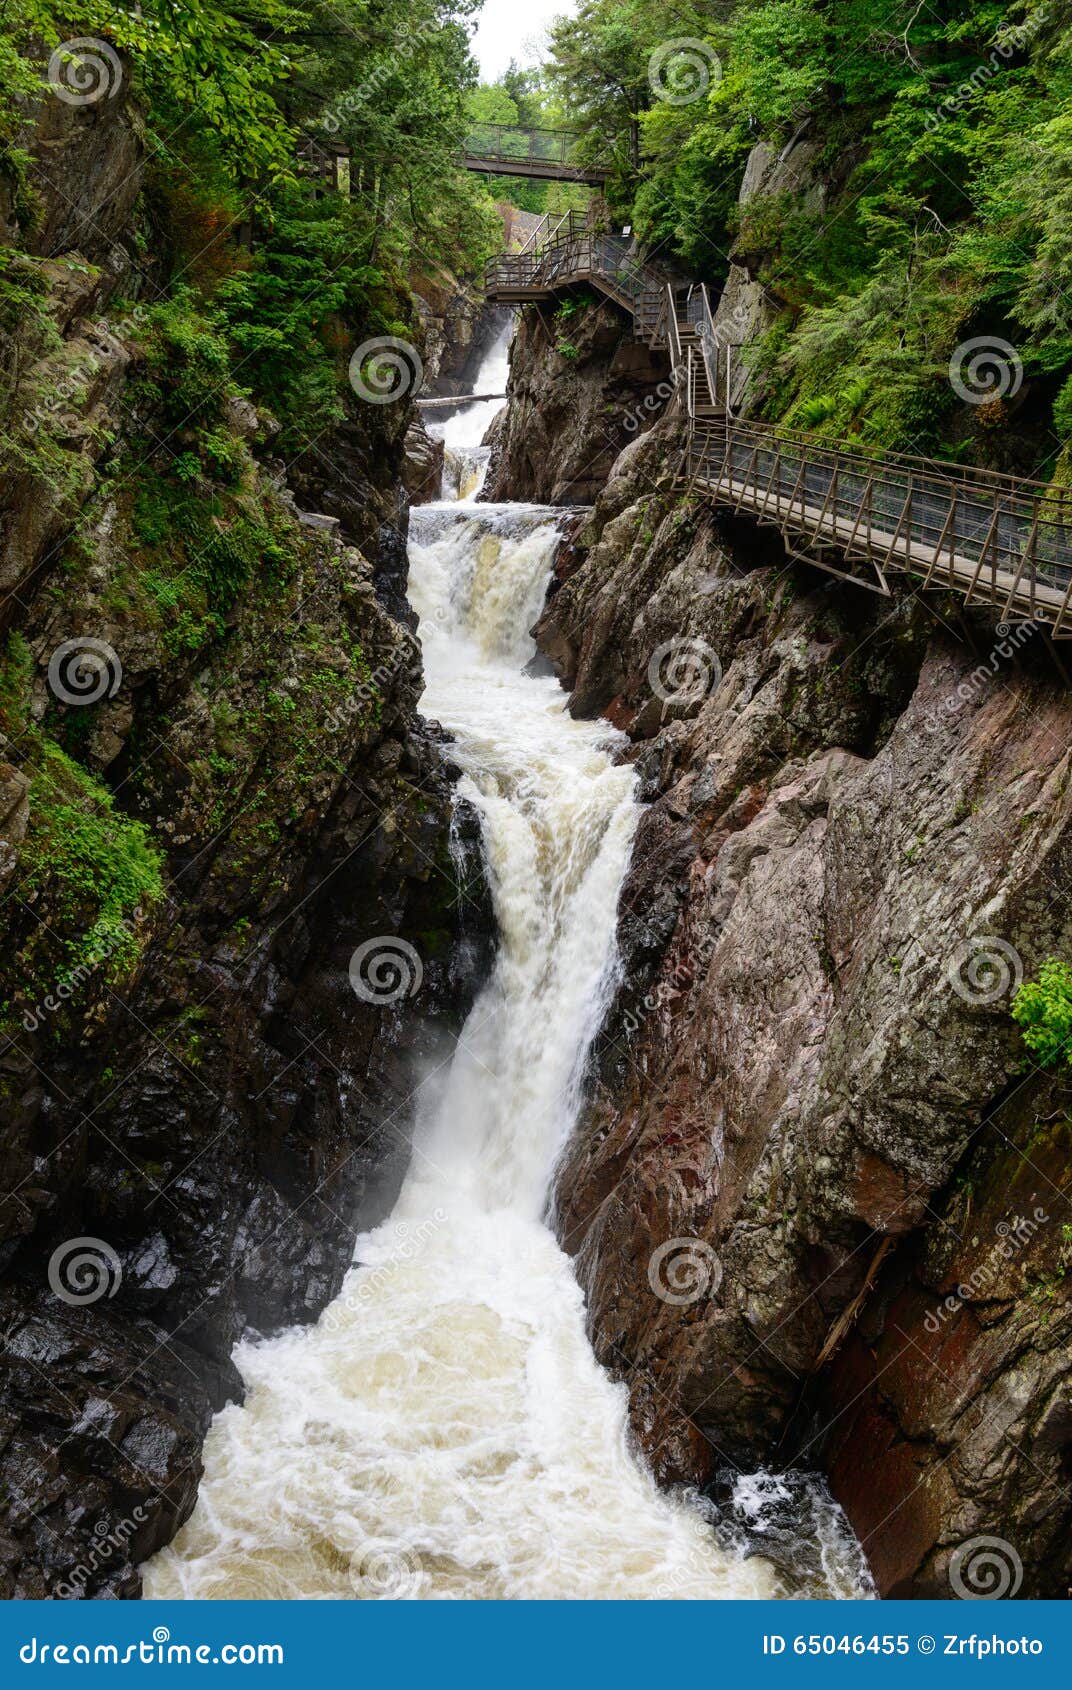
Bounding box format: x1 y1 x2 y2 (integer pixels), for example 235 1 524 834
3 0 1072 1609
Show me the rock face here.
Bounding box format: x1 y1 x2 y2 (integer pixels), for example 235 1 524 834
412 278 509 397
533 409 1072 1595
402 415 445 505
710 133 828 414
0 87 492 1594
483 297 672 505
819 1089 1072 1599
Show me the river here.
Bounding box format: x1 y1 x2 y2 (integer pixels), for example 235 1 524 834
143 330 869 1601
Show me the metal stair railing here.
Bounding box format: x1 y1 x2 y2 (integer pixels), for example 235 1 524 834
482 231 1072 637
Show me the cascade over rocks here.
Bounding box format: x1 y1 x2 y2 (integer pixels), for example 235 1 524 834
413 280 510 398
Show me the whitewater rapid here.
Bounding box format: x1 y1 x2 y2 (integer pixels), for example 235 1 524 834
432 315 511 502
143 335 869 1601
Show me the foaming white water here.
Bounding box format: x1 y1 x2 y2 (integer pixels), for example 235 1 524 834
433 315 512 502
144 416 869 1601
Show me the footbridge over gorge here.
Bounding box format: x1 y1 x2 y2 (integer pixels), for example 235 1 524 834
461 125 611 185
486 213 1072 640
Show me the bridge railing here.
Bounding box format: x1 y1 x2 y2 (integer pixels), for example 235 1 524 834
486 219 667 336
688 418 1072 629
481 224 1072 632
464 125 595 168
665 284 682 371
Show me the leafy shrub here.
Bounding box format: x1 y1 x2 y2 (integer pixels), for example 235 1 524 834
1012 959 1072 1069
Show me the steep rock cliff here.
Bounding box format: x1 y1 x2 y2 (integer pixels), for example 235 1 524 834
0 85 491 1596
533 408 1072 1595
483 296 671 505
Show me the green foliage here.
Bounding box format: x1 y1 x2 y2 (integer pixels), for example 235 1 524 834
1055 376 1072 443
555 293 596 320
4 0 498 291
547 0 1072 465
128 467 292 652
22 741 164 974
0 632 34 733
3 0 502 502
0 246 54 343
292 0 499 277
134 289 233 429
0 251 104 497
1 0 296 175
1012 959 1072 1070
214 190 384 450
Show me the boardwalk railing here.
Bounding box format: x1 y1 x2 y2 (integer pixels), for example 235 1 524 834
485 227 1072 637
462 125 611 184
688 420 1072 634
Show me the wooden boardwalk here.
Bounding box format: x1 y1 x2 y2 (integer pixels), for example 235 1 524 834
486 220 1072 637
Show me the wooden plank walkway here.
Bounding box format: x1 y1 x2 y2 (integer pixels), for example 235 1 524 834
485 225 1072 637
690 423 1072 631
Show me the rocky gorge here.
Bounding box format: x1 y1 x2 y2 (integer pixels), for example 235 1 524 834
477 144 1072 1600
2 0 1071 1609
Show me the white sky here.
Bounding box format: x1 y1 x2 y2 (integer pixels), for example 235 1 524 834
471 0 575 81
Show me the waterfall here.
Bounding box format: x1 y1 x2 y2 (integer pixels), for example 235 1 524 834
142 332 870 1602
432 315 512 503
